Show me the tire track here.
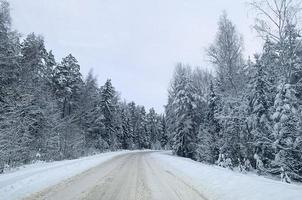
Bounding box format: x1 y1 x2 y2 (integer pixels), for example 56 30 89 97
143 154 208 200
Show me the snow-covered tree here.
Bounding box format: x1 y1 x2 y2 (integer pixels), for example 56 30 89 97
0 0 19 103
0 0 20 172
197 82 220 164
271 83 302 181
0 0 168 172
146 108 160 149
206 11 248 168
53 54 83 118
137 106 149 149
100 79 119 149
78 71 104 151
247 56 274 172
169 64 198 159
207 12 245 96
119 103 133 149
250 0 302 181
159 115 169 149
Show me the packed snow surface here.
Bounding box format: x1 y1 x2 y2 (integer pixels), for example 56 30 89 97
0 151 129 200
27 151 208 200
1 151 302 200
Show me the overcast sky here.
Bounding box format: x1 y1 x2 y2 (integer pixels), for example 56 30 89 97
9 0 262 113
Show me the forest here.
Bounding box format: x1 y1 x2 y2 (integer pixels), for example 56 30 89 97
166 0 302 183
0 0 167 173
1 0 302 184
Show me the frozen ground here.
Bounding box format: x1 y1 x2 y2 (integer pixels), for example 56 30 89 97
1 151 301 200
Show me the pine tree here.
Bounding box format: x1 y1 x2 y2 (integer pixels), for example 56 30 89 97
53 54 83 118
0 32 60 166
52 54 84 158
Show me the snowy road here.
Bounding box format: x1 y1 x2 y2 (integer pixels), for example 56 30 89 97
1 151 301 200
26 151 207 200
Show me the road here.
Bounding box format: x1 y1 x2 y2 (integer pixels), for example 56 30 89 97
25 151 208 200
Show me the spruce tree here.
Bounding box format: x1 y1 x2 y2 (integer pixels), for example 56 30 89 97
159 115 169 149
146 108 159 149
197 82 220 164
271 83 302 181
247 57 274 173
100 79 118 149
171 64 197 159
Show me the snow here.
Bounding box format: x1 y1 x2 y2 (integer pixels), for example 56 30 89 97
152 152 302 200
1 151 302 200
0 151 129 200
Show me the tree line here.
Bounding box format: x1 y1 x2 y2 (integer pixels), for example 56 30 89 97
166 0 302 183
0 0 167 173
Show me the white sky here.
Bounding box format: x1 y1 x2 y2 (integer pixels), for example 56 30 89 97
9 0 262 113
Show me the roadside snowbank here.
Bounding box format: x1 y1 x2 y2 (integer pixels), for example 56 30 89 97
152 152 302 200
0 151 129 200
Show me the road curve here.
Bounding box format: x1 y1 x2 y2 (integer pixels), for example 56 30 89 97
25 151 208 200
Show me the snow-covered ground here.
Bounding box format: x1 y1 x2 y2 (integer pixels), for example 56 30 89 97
0 151 129 200
152 152 302 200
1 151 302 200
